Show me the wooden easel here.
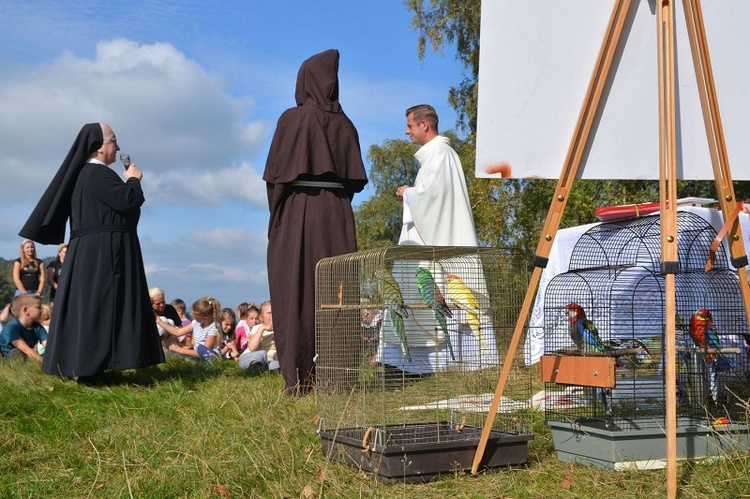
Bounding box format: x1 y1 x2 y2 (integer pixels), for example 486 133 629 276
471 1 750 497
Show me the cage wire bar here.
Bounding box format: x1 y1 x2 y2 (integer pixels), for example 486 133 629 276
315 246 533 480
543 212 750 426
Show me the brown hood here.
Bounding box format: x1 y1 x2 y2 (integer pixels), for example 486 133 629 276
294 49 341 113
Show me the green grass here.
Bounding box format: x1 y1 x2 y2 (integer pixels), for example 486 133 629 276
1 358 749 498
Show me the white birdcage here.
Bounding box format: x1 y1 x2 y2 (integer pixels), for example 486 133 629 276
541 212 750 468
315 245 533 482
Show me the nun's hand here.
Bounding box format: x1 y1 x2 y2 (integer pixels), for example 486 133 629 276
124 164 144 181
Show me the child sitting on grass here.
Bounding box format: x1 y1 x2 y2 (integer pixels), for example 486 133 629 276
236 304 260 353
238 301 278 372
157 297 222 361
0 294 47 361
171 298 192 327
218 308 241 360
40 303 52 332
234 302 249 338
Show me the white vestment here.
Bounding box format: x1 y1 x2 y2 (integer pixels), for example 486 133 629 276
398 135 478 246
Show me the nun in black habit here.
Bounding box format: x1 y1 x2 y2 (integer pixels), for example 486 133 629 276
20 123 164 378
264 50 368 396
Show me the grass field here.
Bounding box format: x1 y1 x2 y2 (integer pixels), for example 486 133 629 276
1 357 749 498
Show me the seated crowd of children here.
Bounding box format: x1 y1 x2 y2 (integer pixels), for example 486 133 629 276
0 292 278 374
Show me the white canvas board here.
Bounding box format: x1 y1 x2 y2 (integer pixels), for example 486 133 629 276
475 0 750 180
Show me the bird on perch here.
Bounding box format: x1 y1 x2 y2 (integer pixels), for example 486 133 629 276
688 308 725 403
445 274 484 349
566 302 605 354
374 267 411 362
565 302 611 417
416 267 454 361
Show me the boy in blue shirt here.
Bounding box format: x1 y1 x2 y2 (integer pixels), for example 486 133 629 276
0 294 47 361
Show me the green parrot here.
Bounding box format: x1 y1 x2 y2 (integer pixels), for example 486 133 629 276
415 267 454 361
374 267 411 362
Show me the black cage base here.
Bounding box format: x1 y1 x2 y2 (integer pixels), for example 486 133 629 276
320 422 533 483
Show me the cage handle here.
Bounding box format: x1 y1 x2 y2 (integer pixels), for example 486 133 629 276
455 414 467 433
361 426 374 453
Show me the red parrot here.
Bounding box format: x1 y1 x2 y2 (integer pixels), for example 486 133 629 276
688 308 721 364
565 302 611 417
688 308 723 403
565 302 605 353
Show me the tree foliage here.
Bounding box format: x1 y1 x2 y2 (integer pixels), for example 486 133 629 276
0 259 16 307
355 139 420 249
405 0 481 135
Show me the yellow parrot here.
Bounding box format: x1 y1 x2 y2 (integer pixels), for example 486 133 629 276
445 274 484 349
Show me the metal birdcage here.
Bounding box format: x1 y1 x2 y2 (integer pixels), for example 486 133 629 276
542 211 750 467
315 245 533 482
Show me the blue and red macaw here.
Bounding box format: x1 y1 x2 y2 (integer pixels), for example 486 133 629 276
688 308 724 403
566 302 611 417
566 302 605 354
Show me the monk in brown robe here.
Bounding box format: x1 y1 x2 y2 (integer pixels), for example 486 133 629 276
263 49 368 396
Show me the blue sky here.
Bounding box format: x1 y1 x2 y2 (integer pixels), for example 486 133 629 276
0 0 463 309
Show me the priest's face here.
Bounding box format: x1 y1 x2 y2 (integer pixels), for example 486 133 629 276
405 112 428 146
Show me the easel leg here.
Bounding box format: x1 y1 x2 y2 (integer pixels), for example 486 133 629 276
657 1 679 497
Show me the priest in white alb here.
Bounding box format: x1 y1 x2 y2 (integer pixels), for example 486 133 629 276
396 104 477 247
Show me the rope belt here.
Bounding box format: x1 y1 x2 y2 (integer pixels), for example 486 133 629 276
70 224 132 239
290 180 345 189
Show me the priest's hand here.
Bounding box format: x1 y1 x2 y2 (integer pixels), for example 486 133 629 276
396 185 410 199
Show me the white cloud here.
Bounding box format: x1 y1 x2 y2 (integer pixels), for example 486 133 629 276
180 262 264 284
146 162 266 207
184 226 267 255
145 259 269 307
0 38 267 203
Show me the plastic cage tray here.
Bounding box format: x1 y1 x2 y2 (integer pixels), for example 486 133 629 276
319 422 532 482
548 417 750 470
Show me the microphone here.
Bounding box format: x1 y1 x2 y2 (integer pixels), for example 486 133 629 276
120 153 132 170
